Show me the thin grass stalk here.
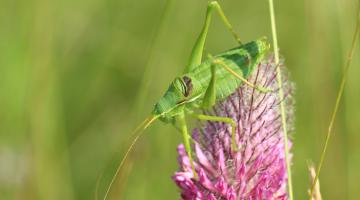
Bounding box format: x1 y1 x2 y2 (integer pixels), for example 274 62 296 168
133 0 173 120
267 1 294 199
309 3 360 198
308 163 322 200
103 1 173 199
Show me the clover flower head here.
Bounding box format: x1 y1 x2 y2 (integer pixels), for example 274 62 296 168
173 54 295 200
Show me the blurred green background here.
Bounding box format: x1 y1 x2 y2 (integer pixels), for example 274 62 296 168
1 0 359 199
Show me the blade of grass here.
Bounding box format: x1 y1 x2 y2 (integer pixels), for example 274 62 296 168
267 1 294 199
133 0 173 120
309 3 360 198
105 0 173 197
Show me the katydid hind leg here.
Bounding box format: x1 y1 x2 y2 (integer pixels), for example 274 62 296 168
184 1 242 73
213 58 274 93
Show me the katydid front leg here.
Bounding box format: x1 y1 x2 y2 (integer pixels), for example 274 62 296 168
176 111 198 179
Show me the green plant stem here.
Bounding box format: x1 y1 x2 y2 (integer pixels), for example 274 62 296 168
309 5 360 199
267 1 294 200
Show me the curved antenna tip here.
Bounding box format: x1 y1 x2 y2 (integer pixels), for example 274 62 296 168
102 115 159 200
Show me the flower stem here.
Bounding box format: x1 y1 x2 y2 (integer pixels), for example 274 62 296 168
309 3 360 199
267 0 294 200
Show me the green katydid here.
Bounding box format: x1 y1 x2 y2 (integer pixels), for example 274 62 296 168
104 1 274 199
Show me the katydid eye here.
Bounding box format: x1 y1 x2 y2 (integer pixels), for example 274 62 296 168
173 77 187 96
173 76 192 97
182 76 193 97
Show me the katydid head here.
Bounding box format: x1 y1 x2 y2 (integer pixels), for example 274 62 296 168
152 75 198 123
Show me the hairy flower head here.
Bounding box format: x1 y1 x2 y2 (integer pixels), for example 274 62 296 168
173 54 295 200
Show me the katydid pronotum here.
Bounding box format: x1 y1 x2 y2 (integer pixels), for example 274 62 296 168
104 1 274 199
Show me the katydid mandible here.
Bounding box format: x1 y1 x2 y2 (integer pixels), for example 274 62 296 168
104 1 272 198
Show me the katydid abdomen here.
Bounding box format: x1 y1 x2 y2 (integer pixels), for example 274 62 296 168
189 39 269 102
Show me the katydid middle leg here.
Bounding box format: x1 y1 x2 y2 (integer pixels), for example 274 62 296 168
199 62 239 151
192 113 239 151
198 58 272 152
